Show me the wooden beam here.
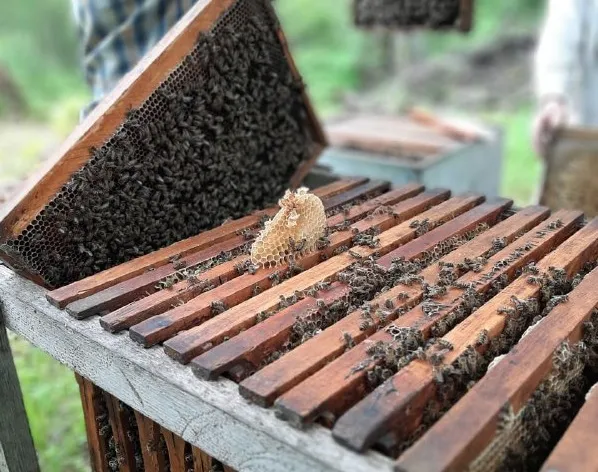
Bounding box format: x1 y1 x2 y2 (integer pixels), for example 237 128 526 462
0 304 39 472
134 411 168 472
76 374 111 472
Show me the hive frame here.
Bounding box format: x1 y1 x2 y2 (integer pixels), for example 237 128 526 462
353 0 475 33
0 0 326 287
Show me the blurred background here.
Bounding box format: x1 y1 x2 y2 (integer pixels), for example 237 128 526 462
0 0 544 470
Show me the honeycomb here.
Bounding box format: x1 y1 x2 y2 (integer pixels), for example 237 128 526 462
250 188 326 267
1 0 319 288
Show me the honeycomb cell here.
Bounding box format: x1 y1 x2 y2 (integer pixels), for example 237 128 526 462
251 188 326 267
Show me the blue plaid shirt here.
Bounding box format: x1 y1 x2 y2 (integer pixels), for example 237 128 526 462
72 0 198 115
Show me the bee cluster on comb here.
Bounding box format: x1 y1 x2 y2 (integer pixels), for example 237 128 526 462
0 0 321 288
353 0 473 32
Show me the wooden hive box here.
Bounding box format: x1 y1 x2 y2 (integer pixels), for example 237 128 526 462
38 177 598 472
0 0 326 289
319 109 503 199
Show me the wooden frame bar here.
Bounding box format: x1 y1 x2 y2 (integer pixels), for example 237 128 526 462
272 210 572 426
332 217 598 453
163 194 484 363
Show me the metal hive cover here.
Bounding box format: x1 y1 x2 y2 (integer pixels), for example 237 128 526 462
0 0 326 288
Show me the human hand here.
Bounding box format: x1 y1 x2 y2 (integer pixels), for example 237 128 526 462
532 98 568 158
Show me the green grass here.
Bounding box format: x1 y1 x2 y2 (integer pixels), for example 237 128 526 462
9 334 88 472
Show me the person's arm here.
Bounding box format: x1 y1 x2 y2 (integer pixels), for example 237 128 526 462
532 0 584 156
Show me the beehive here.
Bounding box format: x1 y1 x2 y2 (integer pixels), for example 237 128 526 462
0 0 325 289
353 0 475 32
47 178 598 471
321 111 502 198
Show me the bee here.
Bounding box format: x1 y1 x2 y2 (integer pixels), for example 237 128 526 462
437 339 454 350
342 332 355 349
475 329 489 346
173 260 187 270
210 300 228 316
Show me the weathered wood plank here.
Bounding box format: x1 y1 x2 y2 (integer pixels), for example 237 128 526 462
131 189 452 350
238 206 548 407
274 211 578 427
100 184 427 333
308 177 370 200
396 267 598 472
332 217 598 453
76 374 111 472
66 235 249 319
0 304 40 472
0 265 395 472
163 194 482 363
540 383 598 472
47 179 364 309
134 411 168 472
191 200 511 383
